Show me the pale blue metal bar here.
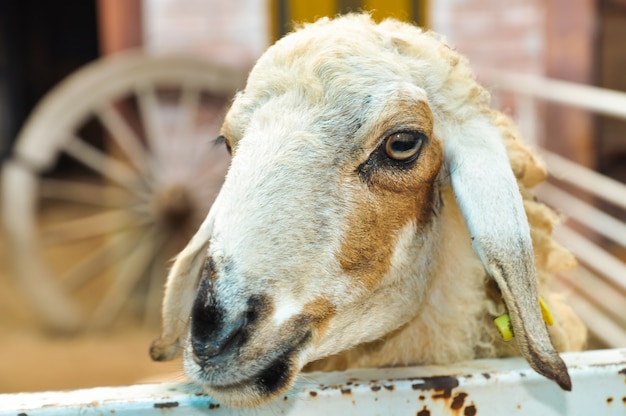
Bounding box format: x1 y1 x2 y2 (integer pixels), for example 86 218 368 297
1 349 625 415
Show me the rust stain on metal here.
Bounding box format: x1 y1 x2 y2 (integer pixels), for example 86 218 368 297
318 382 350 391
481 373 491 379
208 403 220 410
154 401 179 409
411 376 460 399
371 385 382 392
309 390 318 397
619 368 626 376
622 396 626 404
383 384 395 391
341 388 352 395
464 404 477 416
451 392 468 410
416 405 431 416
607 397 614 404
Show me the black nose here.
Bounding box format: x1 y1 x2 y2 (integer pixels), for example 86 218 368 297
190 277 246 361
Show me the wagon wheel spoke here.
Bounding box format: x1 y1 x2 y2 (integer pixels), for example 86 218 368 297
136 83 169 170
188 153 230 191
40 178 138 208
95 102 156 180
90 226 168 328
185 99 230 176
142 236 170 328
59 231 139 292
40 209 150 245
185 137 225 184
63 134 150 198
170 84 203 181
177 84 202 145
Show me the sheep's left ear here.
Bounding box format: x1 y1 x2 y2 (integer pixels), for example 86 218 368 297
444 115 572 391
150 207 216 362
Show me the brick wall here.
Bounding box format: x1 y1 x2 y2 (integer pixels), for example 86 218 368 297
141 0 600 164
143 0 270 68
144 0 545 74
430 0 546 75
430 0 598 165
429 0 548 148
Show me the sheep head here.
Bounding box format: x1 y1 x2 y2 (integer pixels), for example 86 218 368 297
150 14 571 407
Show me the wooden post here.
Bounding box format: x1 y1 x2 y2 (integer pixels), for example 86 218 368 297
97 0 143 55
544 0 597 168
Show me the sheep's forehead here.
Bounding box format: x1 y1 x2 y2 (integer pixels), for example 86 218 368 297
226 66 432 160
224 17 432 143
222 82 432 191
213 15 442 299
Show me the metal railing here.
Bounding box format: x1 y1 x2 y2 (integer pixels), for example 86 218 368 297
485 70 626 348
1 349 625 415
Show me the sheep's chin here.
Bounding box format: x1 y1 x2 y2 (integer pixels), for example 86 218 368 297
183 345 302 408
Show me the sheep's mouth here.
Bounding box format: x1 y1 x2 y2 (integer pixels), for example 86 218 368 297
208 350 295 399
184 332 311 407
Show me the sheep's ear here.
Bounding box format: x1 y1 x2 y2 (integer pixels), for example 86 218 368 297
149 211 215 361
445 117 572 391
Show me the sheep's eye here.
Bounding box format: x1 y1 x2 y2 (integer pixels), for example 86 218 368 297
384 132 424 161
215 135 232 154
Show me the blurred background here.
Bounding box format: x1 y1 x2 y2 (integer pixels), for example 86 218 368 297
0 0 624 394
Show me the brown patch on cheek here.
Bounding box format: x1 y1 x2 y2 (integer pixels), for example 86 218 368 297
271 298 335 358
279 298 336 344
273 298 335 337
302 297 336 340
338 125 443 290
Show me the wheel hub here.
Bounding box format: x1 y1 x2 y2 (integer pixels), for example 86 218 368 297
153 185 196 228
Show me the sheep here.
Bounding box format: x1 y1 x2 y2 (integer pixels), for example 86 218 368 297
149 13 586 408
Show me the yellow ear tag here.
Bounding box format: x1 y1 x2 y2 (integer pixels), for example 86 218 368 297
494 314 514 341
494 297 553 341
539 297 554 326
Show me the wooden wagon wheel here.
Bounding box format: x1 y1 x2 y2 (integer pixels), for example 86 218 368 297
1 52 247 332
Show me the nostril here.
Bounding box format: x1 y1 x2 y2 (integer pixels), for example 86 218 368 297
190 307 247 361
200 316 246 359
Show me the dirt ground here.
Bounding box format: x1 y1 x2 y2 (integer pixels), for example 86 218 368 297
0 228 184 394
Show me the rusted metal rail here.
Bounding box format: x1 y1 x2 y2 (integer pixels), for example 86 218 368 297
1 349 625 415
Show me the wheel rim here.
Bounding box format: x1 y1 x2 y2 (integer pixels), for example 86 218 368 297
2 52 247 332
